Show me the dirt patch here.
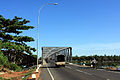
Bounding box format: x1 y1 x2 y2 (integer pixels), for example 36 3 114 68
0 69 30 80
0 68 41 80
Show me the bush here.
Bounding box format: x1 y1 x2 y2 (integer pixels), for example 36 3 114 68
0 77 9 80
0 51 22 72
4 62 22 72
112 63 119 67
9 63 22 72
22 69 35 80
0 52 9 65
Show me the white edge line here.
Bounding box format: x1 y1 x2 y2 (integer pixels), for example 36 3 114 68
75 69 83 72
108 71 120 74
83 72 92 75
75 69 92 75
47 67 55 80
66 66 72 69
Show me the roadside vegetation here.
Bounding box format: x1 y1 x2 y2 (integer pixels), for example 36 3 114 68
72 55 120 68
22 68 35 80
0 14 37 79
0 77 9 80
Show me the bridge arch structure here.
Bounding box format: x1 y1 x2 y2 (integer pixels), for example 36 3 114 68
41 47 72 64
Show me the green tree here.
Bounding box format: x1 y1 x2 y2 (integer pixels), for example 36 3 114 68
72 55 79 61
0 52 8 66
0 15 36 64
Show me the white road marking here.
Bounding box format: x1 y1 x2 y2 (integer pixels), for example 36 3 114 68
97 69 104 71
75 69 92 75
83 72 92 75
47 67 55 80
66 66 72 69
106 79 110 80
76 69 83 72
107 71 120 74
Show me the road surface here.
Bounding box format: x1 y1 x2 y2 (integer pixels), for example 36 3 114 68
40 64 120 80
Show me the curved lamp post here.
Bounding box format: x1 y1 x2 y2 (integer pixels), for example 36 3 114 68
37 3 58 68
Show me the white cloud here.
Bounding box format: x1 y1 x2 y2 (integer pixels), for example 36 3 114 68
72 42 120 56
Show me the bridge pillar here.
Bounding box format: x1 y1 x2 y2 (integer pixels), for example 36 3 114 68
42 47 43 65
67 48 70 62
65 49 67 62
70 47 72 62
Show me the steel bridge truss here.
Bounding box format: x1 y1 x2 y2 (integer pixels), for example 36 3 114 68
41 47 72 63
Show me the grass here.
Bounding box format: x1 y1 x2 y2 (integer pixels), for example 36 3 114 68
22 69 35 80
0 77 9 80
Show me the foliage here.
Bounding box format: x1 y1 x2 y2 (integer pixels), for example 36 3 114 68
111 63 119 67
0 77 9 80
22 69 35 80
72 55 120 67
0 52 21 71
2 62 22 72
0 51 23 71
39 57 41 60
0 15 36 53
9 63 22 72
31 54 37 58
0 15 36 66
0 52 9 65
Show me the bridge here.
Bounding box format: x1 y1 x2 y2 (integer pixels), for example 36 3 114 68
41 47 72 65
39 47 120 80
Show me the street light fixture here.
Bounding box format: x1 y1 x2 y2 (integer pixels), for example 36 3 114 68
37 3 58 69
53 3 58 5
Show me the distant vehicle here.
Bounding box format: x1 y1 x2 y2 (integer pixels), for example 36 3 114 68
55 55 65 67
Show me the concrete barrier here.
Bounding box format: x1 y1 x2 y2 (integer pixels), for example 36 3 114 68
32 74 36 80
36 69 39 73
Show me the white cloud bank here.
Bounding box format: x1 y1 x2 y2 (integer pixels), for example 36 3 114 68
72 42 120 56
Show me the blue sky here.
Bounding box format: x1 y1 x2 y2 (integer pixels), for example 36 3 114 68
1 0 120 57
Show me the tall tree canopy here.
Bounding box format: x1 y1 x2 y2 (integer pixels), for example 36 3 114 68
0 15 36 64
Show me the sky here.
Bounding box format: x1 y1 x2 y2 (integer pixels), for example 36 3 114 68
1 0 120 57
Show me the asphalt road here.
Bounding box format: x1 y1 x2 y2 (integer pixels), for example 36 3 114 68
40 64 120 80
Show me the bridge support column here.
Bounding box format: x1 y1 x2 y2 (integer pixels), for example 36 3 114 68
42 47 43 65
67 48 69 62
70 47 72 62
65 49 67 62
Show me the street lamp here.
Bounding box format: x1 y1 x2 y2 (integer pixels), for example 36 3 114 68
37 3 58 68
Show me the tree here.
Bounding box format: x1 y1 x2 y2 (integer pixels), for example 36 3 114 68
0 15 36 65
0 51 8 66
72 55 79 61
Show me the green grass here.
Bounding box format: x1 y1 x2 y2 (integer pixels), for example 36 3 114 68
0 77 9 80
22 69 35 80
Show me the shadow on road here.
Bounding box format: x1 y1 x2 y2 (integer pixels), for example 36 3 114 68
41 66 60 68
75 66 96 70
